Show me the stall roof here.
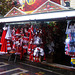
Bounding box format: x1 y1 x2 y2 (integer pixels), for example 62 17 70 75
4 7 26 17
0 10 75 23
32 0 68 14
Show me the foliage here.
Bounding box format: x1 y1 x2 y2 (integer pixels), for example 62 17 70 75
0 0 20 16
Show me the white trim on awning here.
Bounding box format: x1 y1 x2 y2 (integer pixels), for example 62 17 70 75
0 10 75 23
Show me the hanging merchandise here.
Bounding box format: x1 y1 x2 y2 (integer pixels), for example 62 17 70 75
22 27 29 57
28 25 34 62
16 28 21 36
34 47 44 62
0 23 46 62
0 26 7 54
5 26 12 52
33 27 45 62
65 21 75 66
5 26 11 40
24 28 29 37
12 27 16 50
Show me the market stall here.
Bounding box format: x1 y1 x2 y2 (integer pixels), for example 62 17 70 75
0 0 75 65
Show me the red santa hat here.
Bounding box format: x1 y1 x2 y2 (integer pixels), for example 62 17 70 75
16 28 21 36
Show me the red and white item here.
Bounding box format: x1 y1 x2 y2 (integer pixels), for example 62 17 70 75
29 30 32 42
28 44 31 54
34 36 42 45
12 27 15 35
34 47 44 62
29 51 34 62
12 35 16 41
23 44 28 49
12 42 16 50
31 25 34 34
24 28 29 37
28 28 31 34
34 47 44 56
20 28 23 34
12 27 16 41
23 36 29 44
0 26 7 53
15 36 20 45
5 26 12 51
7 40 11 51
16 28 20 36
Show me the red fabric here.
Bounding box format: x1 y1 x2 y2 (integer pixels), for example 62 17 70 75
23 37 29 43
12 36 15 41
36 56 40 62
29 31 32 42
32 44 37 50
18 46 22 60
1 30 7 52
16 28 20 35
28 44 31 54
25 32 29 37
7 40 11 51
29 51 34 61
12 42 16 50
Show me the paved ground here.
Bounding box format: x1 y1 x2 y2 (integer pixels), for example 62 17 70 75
0 59 62 75
0 54 75 75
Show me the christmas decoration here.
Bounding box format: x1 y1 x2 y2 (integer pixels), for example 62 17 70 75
0 26 7 54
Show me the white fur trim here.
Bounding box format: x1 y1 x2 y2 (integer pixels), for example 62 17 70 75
7 44 10 46
7 47 11 50
3 26 7 30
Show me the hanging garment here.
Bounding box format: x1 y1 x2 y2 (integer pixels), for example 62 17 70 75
34 36 42 45
5 26 11 40
23 36 29 44
0 26 7 53
5 26 12 51
65 24 75 56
